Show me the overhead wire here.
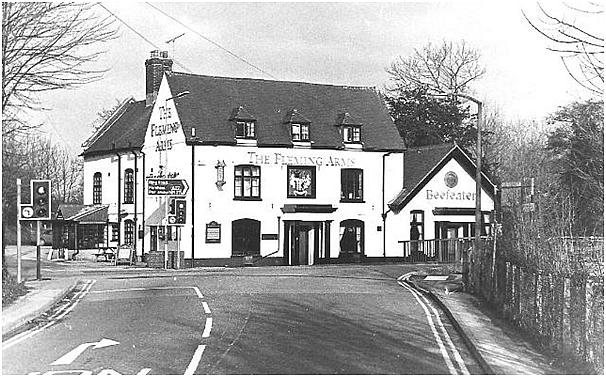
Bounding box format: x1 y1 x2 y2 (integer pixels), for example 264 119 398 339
95 3 193 74
145 2 278 80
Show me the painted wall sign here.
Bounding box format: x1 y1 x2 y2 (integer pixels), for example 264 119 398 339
247 151 355 167
150 104 181 152
206 221 221 243
426 189 475 201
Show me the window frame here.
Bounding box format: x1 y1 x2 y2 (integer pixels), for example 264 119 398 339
339 219 365 254
93 172 102 205
410 210 424 252
234 165 262 200
124 168 134 204
235 121 256 139
343 125 361 143
286 166 316 199
111 223 119 242
124 220 134 245
291 123 310 142
340 168 364 202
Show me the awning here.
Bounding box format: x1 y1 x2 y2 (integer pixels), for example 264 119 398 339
55 204 109 224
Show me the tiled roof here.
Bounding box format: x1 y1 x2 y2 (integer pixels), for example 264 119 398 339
167 72 404 151
81 100 152 157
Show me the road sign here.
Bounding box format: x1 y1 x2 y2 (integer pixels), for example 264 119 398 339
147 178 189 196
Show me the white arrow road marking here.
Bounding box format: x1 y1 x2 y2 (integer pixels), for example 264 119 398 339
202 302 211 314
184 345 206 375
51 338 120 365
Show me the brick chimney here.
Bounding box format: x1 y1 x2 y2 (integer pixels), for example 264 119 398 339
145 50 173 107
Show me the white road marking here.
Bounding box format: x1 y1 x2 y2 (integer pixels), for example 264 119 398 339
202 318 213 338
51 338 120 365
424 275 449 281
2 280 96 350
91 286 203 299
202 302 211 314
398 280 457 374
418 292 470 374
184 345 206 375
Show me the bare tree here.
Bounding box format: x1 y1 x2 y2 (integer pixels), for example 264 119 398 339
386 40 486 95
523 2 604 95
2 2 118 136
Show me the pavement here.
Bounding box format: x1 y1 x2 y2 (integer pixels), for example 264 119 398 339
404 271 564 375
2 261 565 375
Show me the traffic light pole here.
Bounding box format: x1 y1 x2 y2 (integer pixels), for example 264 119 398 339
36 220 41 280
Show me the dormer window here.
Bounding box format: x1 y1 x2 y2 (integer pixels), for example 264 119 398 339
336 112 363 145
236 121 255 139
230 106 257 142
284 109 311 144
291 123 309 142
343 125 361 143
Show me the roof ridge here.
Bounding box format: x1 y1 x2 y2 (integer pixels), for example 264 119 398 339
169 71 376 91
407 142 455 152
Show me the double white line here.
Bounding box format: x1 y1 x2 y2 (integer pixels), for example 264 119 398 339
397 275 469 375
2 280 96 350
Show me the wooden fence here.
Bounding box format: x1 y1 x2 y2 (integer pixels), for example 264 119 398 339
469 237 604 373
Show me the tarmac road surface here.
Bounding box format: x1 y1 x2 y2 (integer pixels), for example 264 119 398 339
2 265 481 375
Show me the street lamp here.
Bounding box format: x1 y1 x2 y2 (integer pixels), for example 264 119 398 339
431 92 483 290
163 91 189 269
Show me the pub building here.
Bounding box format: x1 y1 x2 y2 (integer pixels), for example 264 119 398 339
81 50 495 268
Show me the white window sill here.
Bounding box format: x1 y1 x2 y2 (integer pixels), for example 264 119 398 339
292 141 312 148
236 139 258 147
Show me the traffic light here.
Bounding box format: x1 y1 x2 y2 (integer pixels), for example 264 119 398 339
175 199 186 224
32 180 51 219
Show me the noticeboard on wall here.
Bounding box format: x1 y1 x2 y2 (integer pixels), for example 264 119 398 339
206 221 221 243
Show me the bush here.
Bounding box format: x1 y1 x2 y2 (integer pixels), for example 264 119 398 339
2 264 28 307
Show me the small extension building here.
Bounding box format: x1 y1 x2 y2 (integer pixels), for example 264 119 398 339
81 50 496 268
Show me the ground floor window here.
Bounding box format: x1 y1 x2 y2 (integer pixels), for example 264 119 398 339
111 223 119 242
232 218 260 257
410 210 424 252
339 219 364 255
124 220 134 245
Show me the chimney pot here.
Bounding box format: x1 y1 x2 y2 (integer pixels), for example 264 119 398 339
145 50 173 107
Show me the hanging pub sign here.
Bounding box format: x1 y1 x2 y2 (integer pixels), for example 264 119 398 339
287 166 316 198
206 221 221 243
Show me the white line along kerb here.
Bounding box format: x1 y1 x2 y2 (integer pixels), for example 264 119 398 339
2 280 96 350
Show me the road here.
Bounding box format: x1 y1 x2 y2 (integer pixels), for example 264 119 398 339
2 265 481 375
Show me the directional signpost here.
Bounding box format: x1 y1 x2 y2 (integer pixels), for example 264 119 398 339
147 178 189 196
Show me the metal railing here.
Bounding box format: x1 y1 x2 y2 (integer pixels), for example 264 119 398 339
397 238 476 263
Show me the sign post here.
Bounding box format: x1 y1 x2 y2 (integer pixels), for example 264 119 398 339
16 179 22 283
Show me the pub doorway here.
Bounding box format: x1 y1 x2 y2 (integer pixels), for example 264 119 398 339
283 221 329 266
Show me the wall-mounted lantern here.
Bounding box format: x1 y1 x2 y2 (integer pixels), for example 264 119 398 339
215 160 226 189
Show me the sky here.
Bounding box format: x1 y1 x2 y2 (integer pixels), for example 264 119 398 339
27 1 602 155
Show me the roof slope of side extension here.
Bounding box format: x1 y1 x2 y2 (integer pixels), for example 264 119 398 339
80 100 152 157
388 143 497 213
